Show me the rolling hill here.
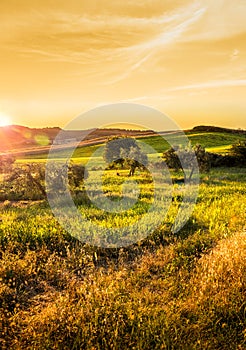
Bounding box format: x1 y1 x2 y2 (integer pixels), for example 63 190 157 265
0 125 154 154
0 124 245 159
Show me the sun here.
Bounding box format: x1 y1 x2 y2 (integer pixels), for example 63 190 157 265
0 113 12 127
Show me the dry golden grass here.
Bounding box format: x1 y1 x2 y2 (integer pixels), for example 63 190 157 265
0 167 245 349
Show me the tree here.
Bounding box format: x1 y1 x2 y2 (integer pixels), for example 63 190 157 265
104 136 137 166
162 147 181 172
162 144 210 180
120 146 148 176
104 136 148 176
46 162 87 194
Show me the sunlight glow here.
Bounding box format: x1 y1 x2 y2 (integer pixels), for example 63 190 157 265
0 113 12 127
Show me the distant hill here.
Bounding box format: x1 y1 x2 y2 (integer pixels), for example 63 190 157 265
0 125 154 153
0 124 245 155
191 125 246 134
0 125 61 151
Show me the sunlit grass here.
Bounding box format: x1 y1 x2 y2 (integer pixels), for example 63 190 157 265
206 145 232 153
0 167 245 349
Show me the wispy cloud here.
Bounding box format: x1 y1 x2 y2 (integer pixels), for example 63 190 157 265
100 3 207 84
9 1 207 86
183 0 246 42
0 0 246 130
120 94 174 103
168 79 246 91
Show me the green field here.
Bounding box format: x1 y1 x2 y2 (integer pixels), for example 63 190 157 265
0 166 246 349
141 131 246 153
16 130 246 163
1 131 246 349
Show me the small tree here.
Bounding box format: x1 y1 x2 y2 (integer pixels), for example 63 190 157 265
162 144 210 180
120 146 148 176
104 137 138 165
46 162 87 194
104 136 147 176
162 147 181 172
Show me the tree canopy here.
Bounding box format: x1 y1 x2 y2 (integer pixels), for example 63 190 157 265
162 143 211 180
104 136 148 176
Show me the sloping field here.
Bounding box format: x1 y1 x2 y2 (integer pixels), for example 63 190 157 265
15 130 246 163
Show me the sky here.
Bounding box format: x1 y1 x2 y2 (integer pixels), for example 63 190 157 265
0 0 245 130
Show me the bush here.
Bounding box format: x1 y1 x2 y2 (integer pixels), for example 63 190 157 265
208 141 246 168
0 155 15 175
231 140 246 164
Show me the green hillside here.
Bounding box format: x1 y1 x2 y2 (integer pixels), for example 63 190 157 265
141 131 246 153
18 129 246 163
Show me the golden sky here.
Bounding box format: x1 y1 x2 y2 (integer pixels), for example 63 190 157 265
0 0 245 130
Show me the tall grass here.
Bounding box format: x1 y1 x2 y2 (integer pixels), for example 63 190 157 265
0 168 245 349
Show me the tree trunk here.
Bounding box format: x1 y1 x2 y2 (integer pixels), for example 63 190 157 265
128 165 136 176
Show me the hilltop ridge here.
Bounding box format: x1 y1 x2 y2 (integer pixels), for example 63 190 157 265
0 124 245 153
191 125 246 134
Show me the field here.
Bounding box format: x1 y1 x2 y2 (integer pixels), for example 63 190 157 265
0 130 246 349
15 130 246 163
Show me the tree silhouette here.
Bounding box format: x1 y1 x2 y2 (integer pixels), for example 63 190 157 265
104 136 148 176
162 143 210 181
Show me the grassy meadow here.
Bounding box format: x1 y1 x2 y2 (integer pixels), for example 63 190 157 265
0 130 246 349
15 130 246 163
